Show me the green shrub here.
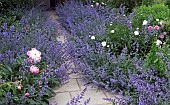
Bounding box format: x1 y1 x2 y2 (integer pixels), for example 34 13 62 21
165 0 170 8
143 41 170 77
0 0 32 15
98 4 170 58
91 0 154 13
105 22 157 58
0 17 16 26
105 23 131 56
132 4 170 28
0 9 30 27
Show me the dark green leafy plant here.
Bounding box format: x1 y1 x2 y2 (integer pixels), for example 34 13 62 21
0 0 33 13
144 41 170 77
102 3 170 58
165 0 170 8
91 0 154 13
132 4 170 28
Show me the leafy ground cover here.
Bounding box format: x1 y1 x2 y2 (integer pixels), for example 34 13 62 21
56 0 170 104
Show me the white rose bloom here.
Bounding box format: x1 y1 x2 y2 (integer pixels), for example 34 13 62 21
27 48 41 61
156 40 162 46
101 41 106 47
91 35 95 40
110 30 114 33
134 31 139 35
156 19 159 21
142 20 148 25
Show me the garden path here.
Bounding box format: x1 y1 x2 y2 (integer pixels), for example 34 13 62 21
47 11 120 105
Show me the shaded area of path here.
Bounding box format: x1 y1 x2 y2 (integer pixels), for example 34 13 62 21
47 11 120 105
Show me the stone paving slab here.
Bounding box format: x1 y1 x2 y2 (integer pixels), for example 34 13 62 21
77 78 96 90
49 92 71 105
103 90 124 105
70 89 112 105
70 73 82 79
54 79 80 93
57 35 65 43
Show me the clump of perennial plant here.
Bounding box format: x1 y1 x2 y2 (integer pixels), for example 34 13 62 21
0 8 72 104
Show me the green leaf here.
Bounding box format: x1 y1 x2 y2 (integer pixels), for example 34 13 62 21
27 99 38 104
11 85 17 94
6 83 12 91
154 58 159 63
1 65 12 74
112 103 116 105
16 55 26 64
0 89 3 96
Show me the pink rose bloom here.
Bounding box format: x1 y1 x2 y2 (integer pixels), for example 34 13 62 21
25 93 30 97
163 32 167 35
28 58 34 63
160 21 164 26
36 57 41 62
148 26 153 31
154 25 160 31
96 2 99 6
159 34 165 39
17 85 22 90
30 65 39 74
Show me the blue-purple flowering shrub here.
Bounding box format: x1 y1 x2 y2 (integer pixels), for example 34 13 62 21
0 9 72 104
56 0 170 104
124 44 170 105
66 87 90 105
56 0 115 37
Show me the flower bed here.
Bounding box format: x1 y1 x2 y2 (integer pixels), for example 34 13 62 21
0 9 72 104
56 0 170 104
